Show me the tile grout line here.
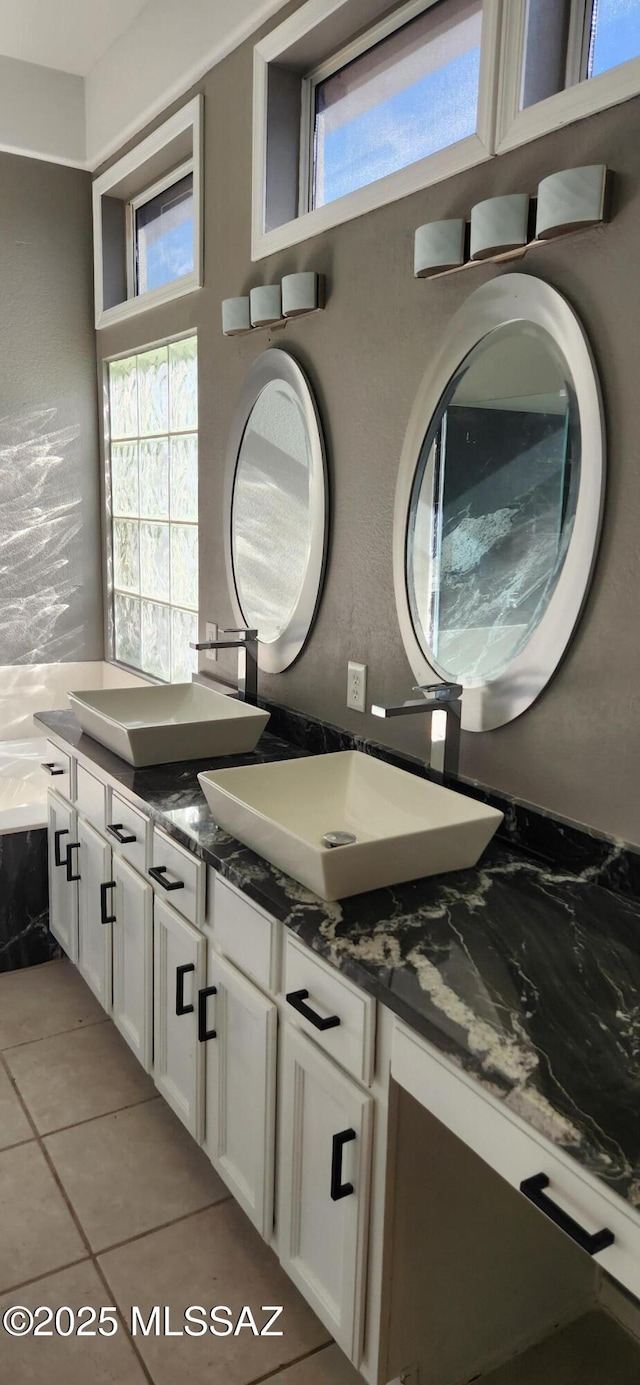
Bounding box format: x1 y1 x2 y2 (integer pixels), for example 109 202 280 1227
95 1194 234 1259
0 1016 108 1054
38 1091 159 1140
1 998 340 1385
0 1048 161 1384
247 1340 335 1384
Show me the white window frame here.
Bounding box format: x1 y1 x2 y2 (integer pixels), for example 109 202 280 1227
125 158 194 300
93 96 203 330
496 0 640 153
252 0 502 261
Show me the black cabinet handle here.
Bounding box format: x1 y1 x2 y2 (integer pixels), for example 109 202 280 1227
176 962 195 1016
198 985 217 1042
149 865 184 891
66 841 80 882
54 828 69 868
107 822 137 844
286 989 341 1031
520 1174 614 1255
331 1128 356 1201
41 761 64 776
100 880 116 926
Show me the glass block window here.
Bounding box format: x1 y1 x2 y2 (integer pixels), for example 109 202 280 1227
108 337 198 683
311 0 482 209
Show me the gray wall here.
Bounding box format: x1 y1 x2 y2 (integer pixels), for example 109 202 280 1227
0 153 102 665
96 13 640 846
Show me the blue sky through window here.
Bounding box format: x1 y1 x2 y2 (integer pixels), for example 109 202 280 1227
143 222 194 293
590 0 640 75
315 46 480 207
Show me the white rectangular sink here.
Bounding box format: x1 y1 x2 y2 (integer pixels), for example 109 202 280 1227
69 684 270 767
198 750 503 900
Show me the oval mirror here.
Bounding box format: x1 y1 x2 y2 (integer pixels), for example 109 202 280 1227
394 276 605 731
225 350 328 673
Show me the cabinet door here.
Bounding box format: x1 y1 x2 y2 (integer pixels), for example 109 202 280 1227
203 952 277 1239
77 817 113 1011
112 854 153 1071
47 791 78 962
279 1025 373 1364
153 896 205 1140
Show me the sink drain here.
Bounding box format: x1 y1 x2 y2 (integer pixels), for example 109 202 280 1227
322 830 357 848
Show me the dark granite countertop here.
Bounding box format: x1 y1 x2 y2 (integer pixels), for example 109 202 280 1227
37 709 640 1212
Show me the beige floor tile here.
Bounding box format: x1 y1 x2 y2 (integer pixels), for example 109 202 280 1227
0 959 104 1051
481 1309 640 1384
266 1343 363 1383
99 1201 331 1385
5 1020 154 1133
46 1097 228 1251
0 1062 33 1150
0 1259 149 1384
0 1142 86 1291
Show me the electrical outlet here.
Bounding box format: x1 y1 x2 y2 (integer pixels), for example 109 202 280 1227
347 660 367 712
205 622 218 662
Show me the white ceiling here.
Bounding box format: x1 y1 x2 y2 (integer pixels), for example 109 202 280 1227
0 0 289 167
0 0 150 76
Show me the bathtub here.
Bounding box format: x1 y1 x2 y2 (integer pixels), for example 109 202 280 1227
0 737 50 834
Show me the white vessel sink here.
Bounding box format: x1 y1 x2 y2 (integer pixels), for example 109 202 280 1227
198 750 503 900
69 684 270 767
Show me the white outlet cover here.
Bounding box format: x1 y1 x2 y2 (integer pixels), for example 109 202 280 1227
347 660 367 712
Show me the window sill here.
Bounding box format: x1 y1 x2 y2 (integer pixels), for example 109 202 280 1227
251 135 492 261
96 271 202 331
497 49 640 154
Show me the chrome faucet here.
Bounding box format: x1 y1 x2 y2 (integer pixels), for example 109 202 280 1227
190 628 259 705
370 682 463 784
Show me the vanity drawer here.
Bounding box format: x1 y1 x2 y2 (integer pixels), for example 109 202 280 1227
76 763 107 830
41 741 74 802
149 827 205 928
212 875 280 994
106 792 149 876
284 935 376 1087
392 1020 640 1300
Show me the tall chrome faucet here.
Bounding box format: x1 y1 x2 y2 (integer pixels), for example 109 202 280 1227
370 682 463 784
190 628 259 705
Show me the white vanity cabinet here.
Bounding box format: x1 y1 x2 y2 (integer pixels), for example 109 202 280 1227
202 949 277 1238
47 791 79 962
153 895 206 1140
111 853 153 1071
76 815 113 1010
278 1023 373 1362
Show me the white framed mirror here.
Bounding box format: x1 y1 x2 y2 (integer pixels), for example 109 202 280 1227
225 348 329 673
394 275 605 731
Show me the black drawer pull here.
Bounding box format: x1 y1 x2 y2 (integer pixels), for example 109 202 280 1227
107 822 137 845
54 828 69 868
520 1174 614 1255
331 1128 356 1201
176 962 195 1016
198 985 218 1042
149 865 184 891
100 880 116 926
41 761 64 776
66 841 80 882
286 989 340 1031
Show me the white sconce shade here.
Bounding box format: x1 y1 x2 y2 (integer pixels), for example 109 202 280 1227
470 193 530 261
282 271 320 316
249 284 282 327
536 165 608 240
414 219 466 277
222 296 251 335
